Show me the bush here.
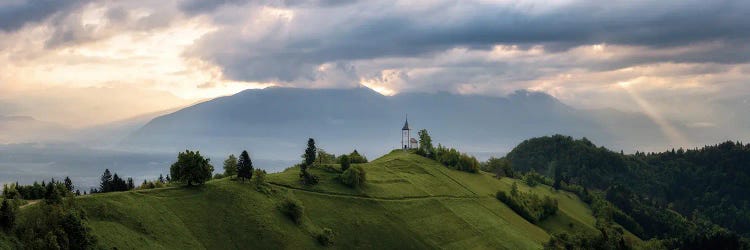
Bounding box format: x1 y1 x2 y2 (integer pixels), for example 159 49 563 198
299 170 320 185
523 170 551 187
496 188 558 224
340 166 366 188
317 227 335 246
280 197 304 225
348 150 368 164
434 145 480 173
339 155 351 171
253 169 271 194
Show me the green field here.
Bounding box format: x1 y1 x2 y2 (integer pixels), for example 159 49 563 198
8 150 632 249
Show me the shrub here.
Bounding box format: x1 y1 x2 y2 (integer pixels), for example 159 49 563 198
299 167 319 186
523 170 551 187
434 144 480 173
339 155 351 171
253 169 271 194
280 197 304 225
340 166 367 188
496 189 558 224
317 227 335 246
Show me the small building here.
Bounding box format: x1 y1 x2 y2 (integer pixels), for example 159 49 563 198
402 116 418 150
410 138 419 149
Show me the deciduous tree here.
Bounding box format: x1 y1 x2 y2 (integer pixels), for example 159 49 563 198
170 150 214 186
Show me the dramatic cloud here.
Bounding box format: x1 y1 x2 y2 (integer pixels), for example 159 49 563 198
1 0 750 147
0 0 91 32
187 0 750 84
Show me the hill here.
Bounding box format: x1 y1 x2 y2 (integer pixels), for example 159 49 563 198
122 87 663 160
6 151 629 249
504 135 750 241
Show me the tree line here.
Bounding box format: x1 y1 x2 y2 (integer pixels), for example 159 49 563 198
414 129 480 173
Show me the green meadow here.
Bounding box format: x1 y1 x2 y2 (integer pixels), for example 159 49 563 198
9 150 635 249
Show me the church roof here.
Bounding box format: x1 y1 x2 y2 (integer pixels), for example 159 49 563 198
402 118 410 130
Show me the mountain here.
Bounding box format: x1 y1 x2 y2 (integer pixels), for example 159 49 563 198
0 115 70 143
123 87 663 161
6 151 636 249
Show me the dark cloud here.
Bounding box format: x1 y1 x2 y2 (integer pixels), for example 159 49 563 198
179 0 251 14
179 0 357 14
185 0 750 84
0 0 91 32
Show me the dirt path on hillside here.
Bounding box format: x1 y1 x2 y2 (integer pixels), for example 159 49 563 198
268 182 487 201
19 200 39 209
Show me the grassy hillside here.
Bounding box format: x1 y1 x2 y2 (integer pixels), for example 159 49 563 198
10 150 624 249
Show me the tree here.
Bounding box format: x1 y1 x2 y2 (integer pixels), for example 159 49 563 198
44 181 62 204
552 161 562 190
300 138 320 185
60 211 97 249
0 199 15 231
348 150 368 163
112 174 127 192
417 129 434 158
317 149 336 164
223 154 238 177
127 178 135 190
339 154 351 171
237 150 254 181
158 174 165 183
341 165 366 188
304 138 317 166
170 150 214 186
100 169 113 193
64 176 74 192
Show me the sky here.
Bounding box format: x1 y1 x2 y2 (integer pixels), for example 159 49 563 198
1 0 750 129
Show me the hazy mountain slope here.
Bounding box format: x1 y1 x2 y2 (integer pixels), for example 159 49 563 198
0 115 70 143
124 87 658 161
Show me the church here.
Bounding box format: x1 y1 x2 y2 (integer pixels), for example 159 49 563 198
401 117 418 150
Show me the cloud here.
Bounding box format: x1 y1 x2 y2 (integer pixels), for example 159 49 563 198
185 0 750 85
2 0 750 135
0 0 91 32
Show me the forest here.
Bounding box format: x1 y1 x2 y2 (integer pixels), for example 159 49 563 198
497 135 750 247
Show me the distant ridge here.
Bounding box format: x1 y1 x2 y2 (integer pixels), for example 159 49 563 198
122 87 665 161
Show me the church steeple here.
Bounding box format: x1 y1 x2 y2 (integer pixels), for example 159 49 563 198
401 115 411 150
402 116 410 131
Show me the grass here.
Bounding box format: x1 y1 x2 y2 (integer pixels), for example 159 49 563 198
3 150 632 249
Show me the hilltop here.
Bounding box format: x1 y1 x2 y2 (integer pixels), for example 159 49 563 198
8 150 629 249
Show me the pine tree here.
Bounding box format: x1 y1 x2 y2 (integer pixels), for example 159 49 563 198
64 176 74 192
44 182 61 204
304 138 317 167
127 178 135 190
158 174 165 183
0 199 15 231
100 169 113 193
237 151 254 181
300 138 320 185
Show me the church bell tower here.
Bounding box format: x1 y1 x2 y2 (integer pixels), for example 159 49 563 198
401 116 411 150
